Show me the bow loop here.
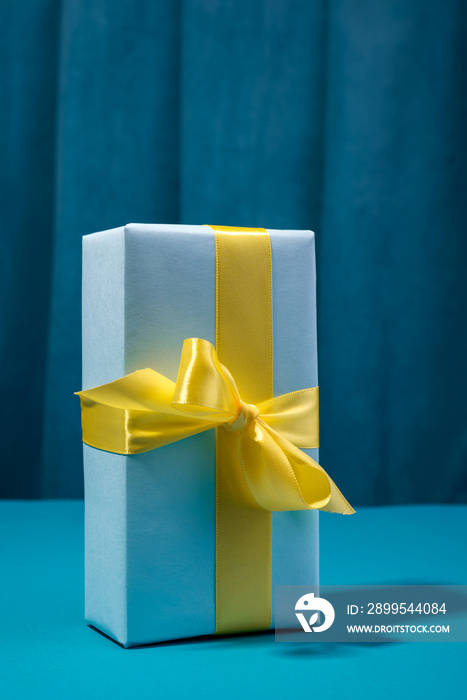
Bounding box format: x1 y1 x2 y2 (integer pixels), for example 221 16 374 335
171 337 240 422
76 338 354 514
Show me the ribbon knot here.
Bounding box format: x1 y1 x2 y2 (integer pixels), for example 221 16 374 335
225 401 259 432
76 337 354 514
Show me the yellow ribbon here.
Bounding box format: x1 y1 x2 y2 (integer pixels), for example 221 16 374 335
76 336 353 515
213 226 274 634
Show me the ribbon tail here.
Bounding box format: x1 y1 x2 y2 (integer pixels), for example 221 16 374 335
238 420 355 514
319 476 355 514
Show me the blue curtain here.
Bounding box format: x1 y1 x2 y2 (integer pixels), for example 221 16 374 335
1 0 465 502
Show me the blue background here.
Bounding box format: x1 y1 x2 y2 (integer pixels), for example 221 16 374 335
1 0 466 502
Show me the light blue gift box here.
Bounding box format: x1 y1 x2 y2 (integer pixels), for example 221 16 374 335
82 224 319 647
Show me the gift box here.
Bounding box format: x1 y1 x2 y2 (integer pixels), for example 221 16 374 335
78 224 352 647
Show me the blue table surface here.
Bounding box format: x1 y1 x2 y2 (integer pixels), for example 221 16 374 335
0 501 465 699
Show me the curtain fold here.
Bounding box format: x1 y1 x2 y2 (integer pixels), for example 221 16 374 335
1 0 465 502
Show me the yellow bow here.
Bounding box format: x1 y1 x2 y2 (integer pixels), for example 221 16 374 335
77 337 354 514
